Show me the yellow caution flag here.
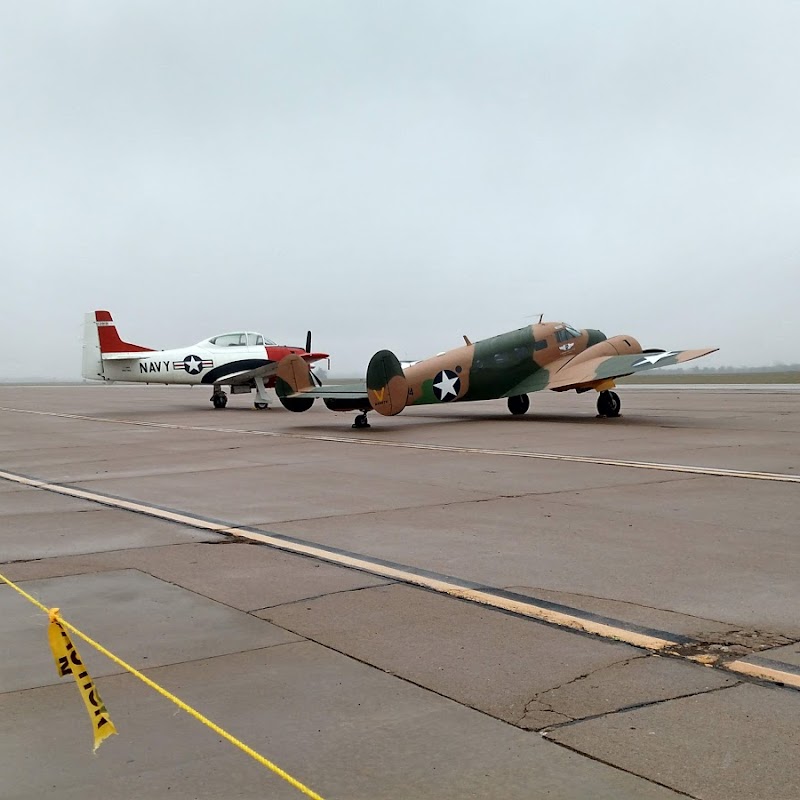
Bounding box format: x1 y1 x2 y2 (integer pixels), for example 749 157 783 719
47 608 117 752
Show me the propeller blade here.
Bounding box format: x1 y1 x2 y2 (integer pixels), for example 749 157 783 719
305 330 312 353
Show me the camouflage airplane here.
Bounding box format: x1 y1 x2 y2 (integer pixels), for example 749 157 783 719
274 320 717 428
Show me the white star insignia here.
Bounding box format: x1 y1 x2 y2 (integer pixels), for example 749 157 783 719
434 372 459 399
633 351 679 367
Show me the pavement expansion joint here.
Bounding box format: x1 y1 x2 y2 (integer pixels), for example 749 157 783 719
506 586 739 628
542 739 704 800
538 682 742 735
251 581 396 612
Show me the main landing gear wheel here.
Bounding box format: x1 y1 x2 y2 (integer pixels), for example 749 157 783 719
211 388 228 409
254 402 269 410
352 413 371 429
507 394 530 415
597 390 621 418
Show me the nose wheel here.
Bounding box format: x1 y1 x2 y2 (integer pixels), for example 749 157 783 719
352 413 371 429
597 390 621 418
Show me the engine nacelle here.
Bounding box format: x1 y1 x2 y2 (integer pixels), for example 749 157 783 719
565 334 643 368
279 396 315 412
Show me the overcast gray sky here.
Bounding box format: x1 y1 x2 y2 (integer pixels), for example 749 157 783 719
2 1 799 379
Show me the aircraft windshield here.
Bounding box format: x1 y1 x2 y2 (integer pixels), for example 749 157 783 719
555 325 581 343
209 332 276 347
209 333 247 347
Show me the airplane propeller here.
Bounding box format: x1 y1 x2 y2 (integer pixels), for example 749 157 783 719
305 330 312 354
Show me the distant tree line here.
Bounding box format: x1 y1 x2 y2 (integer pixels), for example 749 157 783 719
664 364 800 374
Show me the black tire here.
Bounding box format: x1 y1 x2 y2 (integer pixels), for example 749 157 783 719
597 390 621 417
212 394 228 409
280 396 315 412
352 413 370 429
254 402 269 410
507 394 530 415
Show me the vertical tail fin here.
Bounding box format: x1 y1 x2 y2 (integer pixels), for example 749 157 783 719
93 310 154 354
81 312 104 380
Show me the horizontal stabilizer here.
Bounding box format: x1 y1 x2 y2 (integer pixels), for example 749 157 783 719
275 354 315 398
366 350 408 417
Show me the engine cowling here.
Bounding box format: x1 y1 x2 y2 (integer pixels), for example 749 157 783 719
565 334 643 367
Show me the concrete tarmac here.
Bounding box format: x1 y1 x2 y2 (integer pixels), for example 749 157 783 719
1 384 798 800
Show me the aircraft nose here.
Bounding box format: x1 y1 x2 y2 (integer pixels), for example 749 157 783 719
585 329 607 346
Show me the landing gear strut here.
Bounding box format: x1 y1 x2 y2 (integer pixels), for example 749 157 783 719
211 385 228 409
352 412 371 429
597 390 621 418
253 376 270 410
507 394 530 415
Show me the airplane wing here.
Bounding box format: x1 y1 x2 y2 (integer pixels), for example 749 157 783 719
224 354 328 387
505 347 718 396
280 381 368 400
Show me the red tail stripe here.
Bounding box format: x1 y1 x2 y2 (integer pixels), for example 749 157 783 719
94 310 155 354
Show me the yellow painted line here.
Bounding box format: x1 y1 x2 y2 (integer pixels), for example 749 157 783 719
3 466 800 692
0 570 326 799
726 660 800 689
1 406 799 484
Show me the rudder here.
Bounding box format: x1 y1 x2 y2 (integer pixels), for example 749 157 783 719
81 312 105 380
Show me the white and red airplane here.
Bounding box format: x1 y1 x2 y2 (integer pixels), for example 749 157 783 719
81 310 329 409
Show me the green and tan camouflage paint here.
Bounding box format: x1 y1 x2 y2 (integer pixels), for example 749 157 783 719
403 323 607 406
274 321 717 418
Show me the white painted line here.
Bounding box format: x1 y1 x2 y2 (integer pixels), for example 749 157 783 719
2 466 799 692
2 406 799 484
0 468 676 651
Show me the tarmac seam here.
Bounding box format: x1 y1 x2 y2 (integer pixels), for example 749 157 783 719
250 582 397 612
503 586 740 629
536 739 703 800
540 682 741 734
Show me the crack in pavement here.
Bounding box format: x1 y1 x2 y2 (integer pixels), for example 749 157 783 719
516 655 649 728
539 681 742 734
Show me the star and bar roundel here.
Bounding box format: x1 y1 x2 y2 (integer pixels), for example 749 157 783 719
432 369 461 401
173 354 214 375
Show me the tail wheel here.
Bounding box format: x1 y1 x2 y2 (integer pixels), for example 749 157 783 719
597 390 621 417
507 394 530 415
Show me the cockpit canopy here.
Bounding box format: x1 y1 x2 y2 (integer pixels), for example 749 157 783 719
555 324 582 343
207 332 275 347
